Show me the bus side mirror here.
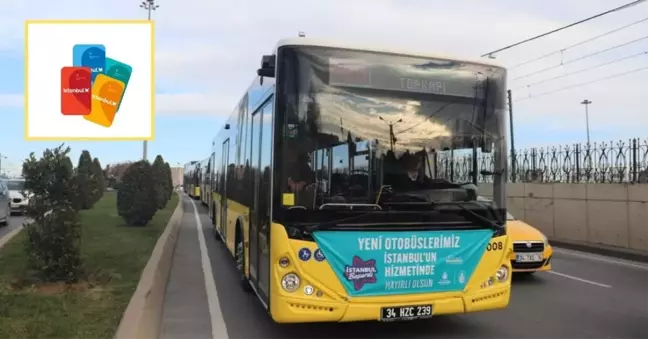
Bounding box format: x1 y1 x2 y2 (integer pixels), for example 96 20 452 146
257 68 275 77
257 54 276 78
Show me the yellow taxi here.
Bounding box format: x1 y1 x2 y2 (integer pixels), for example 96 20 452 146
477 197 552 274
505 211 553 274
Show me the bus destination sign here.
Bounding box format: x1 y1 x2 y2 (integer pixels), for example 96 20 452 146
328 58 478 98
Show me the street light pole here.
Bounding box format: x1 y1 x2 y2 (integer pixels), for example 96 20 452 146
0 154 5 177
139 0 159 161
581 99 592 145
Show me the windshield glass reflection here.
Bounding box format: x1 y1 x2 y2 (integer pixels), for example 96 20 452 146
278 46 507 223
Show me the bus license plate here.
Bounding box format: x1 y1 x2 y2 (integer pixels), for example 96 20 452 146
516 253 543 262
381 305 433 321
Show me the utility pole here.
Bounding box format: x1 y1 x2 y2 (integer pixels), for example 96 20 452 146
508 90 516 182
581 99 592 145
139 0 159 161
379 116 402 152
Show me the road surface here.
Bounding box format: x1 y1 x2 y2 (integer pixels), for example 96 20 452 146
160 195 648 339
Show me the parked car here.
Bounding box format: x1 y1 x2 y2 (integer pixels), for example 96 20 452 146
0 180 10 226
5 178 28 215
477 197 553 274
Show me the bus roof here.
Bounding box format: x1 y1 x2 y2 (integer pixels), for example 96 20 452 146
275 37 505 69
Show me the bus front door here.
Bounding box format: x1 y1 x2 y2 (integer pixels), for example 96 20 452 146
248 109 261 284
220 139 229 242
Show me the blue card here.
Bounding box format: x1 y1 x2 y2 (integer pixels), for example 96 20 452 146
72 44 106 83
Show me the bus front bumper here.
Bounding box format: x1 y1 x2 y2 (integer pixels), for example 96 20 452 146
270 284 510 324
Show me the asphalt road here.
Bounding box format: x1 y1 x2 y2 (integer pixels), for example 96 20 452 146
0 213 26 240
160 195 648 339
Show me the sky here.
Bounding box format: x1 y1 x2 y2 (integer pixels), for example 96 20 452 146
0 0 647 176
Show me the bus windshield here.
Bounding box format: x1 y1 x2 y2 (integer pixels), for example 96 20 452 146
277 46 507 225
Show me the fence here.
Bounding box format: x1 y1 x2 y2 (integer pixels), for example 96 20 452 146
435 137 648 184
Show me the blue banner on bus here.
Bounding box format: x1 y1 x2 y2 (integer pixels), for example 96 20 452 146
312 229 493 297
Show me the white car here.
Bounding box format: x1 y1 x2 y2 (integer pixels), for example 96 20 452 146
5 178 28 215
0 180 9 226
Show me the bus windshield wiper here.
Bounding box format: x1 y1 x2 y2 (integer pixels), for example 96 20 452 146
382 197 503 231
304 210 383 232
442 202 503 231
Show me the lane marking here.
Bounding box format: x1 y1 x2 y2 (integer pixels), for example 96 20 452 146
554 247 648 271
190 197 229 339
546 270 612 288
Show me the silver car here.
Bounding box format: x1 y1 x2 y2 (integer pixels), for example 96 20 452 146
0 180 9 226
5 178 28 215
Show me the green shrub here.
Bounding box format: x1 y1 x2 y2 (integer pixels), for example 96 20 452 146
117 160 158 226
107 176 118 189
21 145 83 282
91 157 105 203
164 162 173 200
74 150 95 210
152 155 168 210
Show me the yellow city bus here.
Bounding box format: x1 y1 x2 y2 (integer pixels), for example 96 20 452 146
208 37 512 323
199 157 211 206
183 161 200 199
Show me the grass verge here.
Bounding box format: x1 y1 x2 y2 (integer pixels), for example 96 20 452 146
0 191 179 339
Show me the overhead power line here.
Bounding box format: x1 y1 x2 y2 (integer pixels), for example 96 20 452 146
515 66 648 102
480 0 647 57
513 50 648 89
512 34 648 81
511 16 648 69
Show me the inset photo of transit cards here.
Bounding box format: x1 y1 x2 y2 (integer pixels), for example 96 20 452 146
25 20 154 141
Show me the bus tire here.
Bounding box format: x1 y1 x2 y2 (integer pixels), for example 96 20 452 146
236 224 252 292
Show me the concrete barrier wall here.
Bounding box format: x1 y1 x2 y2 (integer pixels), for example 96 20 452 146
479 183 648 254
115 194 184 339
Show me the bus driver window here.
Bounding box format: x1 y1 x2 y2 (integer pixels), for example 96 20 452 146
285 152 315 207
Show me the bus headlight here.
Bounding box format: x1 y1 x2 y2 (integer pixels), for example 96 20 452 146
541 233 549 245
279 257 290 268
281 273 300 292
480 277 495 288
496 266 509 282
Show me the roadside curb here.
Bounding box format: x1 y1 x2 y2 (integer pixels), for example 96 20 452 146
0 225 24 250
550 238 648 263
115 193 184 339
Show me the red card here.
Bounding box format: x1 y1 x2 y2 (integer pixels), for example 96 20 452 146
61 66 92 115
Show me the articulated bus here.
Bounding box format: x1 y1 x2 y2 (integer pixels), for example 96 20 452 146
182 161 195 194
183 161 200 199
199 157 211 207
207 37 511 323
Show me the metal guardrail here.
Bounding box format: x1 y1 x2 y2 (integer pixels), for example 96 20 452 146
436 138 648 184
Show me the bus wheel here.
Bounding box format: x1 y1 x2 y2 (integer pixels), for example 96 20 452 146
236 227 252 292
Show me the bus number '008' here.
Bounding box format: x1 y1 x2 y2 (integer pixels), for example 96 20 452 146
487 242 503 251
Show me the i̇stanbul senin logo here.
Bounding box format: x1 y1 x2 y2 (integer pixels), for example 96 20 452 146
344 256 378 291
60 44 133 128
